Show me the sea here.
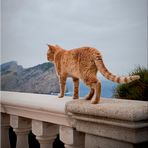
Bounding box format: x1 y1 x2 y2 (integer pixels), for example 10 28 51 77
64 78 118 98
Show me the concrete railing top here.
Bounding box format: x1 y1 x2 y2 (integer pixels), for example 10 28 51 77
1 91 148 147
1 91 148 126
1 91 72 114
1 91 73 126
66 99 148 122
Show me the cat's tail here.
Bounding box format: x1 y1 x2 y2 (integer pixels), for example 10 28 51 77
94 55 140 83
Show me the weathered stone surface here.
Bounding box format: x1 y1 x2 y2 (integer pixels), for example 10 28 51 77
60 125 85 148
32 120 59 136
1 91 148 148
1 91 73 126
10 115 31 129
66 99 148 121
66 99 148 147
10 115 31 148
32 120 59 148
74 119 148 143
85 134 134 148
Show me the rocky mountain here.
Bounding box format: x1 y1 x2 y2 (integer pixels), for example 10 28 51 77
1 61 60 94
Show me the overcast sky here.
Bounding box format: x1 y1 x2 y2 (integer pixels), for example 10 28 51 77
1 0 147 75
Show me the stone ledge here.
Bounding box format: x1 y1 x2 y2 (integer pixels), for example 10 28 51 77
1 91 73 126
1 91 72 114
71 113 148 129
1 91 148 147
66 99 148 122
66 99 148 144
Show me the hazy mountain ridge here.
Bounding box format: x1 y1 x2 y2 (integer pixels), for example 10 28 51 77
1 61 23 75
1 61 60 94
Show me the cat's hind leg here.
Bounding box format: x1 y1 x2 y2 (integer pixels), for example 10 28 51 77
84 88 94 100
58 76 67 98
83 76 101 104
72 77 79 99
90 80 101 104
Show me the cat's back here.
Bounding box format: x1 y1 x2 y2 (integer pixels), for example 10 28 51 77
69 46 100 60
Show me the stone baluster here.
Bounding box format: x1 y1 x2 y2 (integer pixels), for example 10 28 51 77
60 125 85 148
32 120 59 148
1 113 10 148
10 115 31 148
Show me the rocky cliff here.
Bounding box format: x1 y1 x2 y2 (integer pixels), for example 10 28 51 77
1 61 60 94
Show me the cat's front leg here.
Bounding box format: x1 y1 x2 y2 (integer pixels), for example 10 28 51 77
58 76 67 98
72 77 79 99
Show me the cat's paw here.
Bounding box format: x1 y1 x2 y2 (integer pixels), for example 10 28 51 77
84 95 92 100
91 99 99 104
58 94 64 98
73 96 79 99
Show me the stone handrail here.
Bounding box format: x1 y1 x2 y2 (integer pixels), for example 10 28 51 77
1 91 73 126
1 91 148 148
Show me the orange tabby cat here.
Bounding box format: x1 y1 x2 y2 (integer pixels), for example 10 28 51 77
47 45 140 104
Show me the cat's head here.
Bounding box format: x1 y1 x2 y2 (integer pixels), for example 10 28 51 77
47 44 63 62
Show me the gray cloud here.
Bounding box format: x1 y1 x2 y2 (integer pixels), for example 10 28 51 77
1 0 147 75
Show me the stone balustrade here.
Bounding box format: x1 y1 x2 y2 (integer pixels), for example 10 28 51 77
1 91 148 148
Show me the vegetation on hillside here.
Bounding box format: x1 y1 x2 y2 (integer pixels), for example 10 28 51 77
114 67 148 101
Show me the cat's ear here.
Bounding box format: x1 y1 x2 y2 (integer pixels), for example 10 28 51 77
55 44 60 48
55 44 63 50
47 44 56 53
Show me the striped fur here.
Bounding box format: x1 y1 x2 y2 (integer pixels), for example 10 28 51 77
94 57 140 83
47 45 140 104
